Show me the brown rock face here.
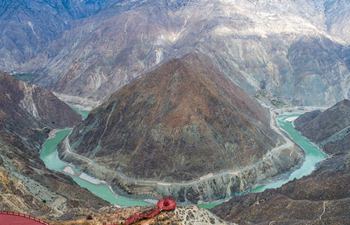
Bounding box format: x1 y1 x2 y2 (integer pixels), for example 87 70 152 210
68 53 280 182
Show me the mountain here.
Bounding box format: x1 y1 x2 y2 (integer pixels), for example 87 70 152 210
0 0 71 71
58 53 302 202
6 0 348 107
295 99 350 153
212 101 350 225
0 72 81 129
323 0 350 43
0 0 132 72
0 73 107 218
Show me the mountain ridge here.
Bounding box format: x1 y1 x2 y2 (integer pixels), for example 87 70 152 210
8 0 349 107
58 53 302 203
68 53 281 181
0 72 107 218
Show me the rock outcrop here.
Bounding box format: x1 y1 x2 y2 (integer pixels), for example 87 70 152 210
51 205 230 225
59 53 301 203
212 154 350 225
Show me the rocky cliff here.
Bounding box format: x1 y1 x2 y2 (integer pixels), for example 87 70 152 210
59 53 302 203
212 153 350 225
0 73 107 219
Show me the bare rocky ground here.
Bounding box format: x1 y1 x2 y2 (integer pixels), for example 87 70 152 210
212 154 350 225
2 1 350 107
0 72 235 225
0 73 108 219
51 205 230 225
211 102 350 225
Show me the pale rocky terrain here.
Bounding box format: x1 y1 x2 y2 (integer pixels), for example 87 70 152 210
0 0 124 71
2 0 348 107
51 205 230 225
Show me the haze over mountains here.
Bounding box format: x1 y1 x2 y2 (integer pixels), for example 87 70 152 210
1 0 350 106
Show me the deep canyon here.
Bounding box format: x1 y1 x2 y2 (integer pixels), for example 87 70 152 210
1 0 350 225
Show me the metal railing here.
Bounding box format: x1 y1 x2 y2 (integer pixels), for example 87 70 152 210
0 211 50 225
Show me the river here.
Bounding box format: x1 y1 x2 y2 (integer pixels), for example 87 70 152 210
40 111 327 208
40 108 150 207
250 114 327 193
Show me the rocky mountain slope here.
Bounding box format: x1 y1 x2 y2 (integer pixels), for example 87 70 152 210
212 101 350 225
212 154 350 225
295 99 350 154
0 72 81 129
0 0 128 72
295 99 350 147
58 53 301 203
6 0 348 107
0 71 229 222
0 73 107 219
51 205 229 225
323 0 350 43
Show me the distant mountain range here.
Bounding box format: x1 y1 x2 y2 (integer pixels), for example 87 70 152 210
0 0 120 70
1 1 350 223
1 0 350 106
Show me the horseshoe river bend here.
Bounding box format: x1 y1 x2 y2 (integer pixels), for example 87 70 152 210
39 107 327 209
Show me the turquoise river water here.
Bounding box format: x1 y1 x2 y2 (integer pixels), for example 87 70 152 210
40 112 327 209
